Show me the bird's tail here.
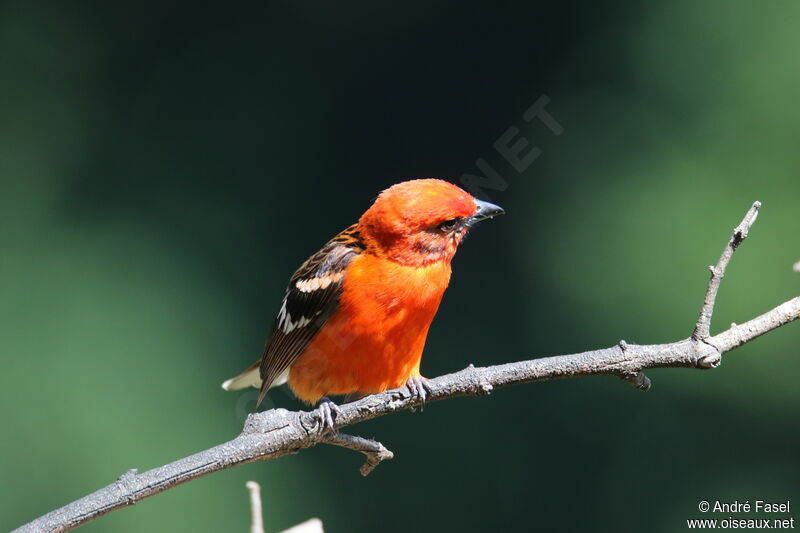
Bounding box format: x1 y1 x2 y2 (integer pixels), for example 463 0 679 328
221 361 261 391
221 362 289 392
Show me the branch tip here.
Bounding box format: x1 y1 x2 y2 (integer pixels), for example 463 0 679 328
693 201 762 340
321 432 394 476
279 518 325 533
246 481 265 533
733 201 761 243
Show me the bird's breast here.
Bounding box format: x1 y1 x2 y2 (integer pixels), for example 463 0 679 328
287 254 452 402
338 254 452 333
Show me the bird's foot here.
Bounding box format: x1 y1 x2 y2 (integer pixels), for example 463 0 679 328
315 396 343 432
405 376 433 404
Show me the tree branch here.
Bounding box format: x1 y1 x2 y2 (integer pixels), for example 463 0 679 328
12 202 800 533
321 431 394 476
246 481 265 533
693 201 761 340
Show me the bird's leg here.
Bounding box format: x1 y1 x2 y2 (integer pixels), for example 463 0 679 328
315 396 343 432
405 376 433 404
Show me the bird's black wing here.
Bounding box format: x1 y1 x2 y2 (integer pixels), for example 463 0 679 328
257 224 365 406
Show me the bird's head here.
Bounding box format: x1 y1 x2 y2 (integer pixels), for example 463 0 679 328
358 179 504 266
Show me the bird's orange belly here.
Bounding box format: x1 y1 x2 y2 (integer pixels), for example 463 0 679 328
288 256 451 404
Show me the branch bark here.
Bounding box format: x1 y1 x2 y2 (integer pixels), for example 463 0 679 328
12 202 800 533
693 201 761 340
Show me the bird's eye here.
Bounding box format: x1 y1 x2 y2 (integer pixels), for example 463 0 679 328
437 218 460 232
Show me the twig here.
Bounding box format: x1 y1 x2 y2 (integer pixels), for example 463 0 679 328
246 482 264 533
321 432 395 476
693 201 761 340
279 519 324 533
11 201 800 533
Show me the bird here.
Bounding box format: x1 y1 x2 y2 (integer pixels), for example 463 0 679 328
222 179 504 428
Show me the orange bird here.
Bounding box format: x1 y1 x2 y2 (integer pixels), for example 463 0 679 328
222 179 503 426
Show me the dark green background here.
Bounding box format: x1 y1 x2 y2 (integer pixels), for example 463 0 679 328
2 2 798 532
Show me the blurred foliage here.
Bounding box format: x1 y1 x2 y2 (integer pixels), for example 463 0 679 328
1 1 798 532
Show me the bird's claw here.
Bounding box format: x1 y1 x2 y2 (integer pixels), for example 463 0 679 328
315 396 342 432
406 376 433 403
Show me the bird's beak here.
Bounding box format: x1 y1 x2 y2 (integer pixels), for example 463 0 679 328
469 199 505 224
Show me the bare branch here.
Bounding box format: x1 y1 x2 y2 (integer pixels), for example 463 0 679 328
693 201 761 340
321 432 394 476
246 482 265 533
708 296 800 353
280 519 325 533
11 201 799 533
